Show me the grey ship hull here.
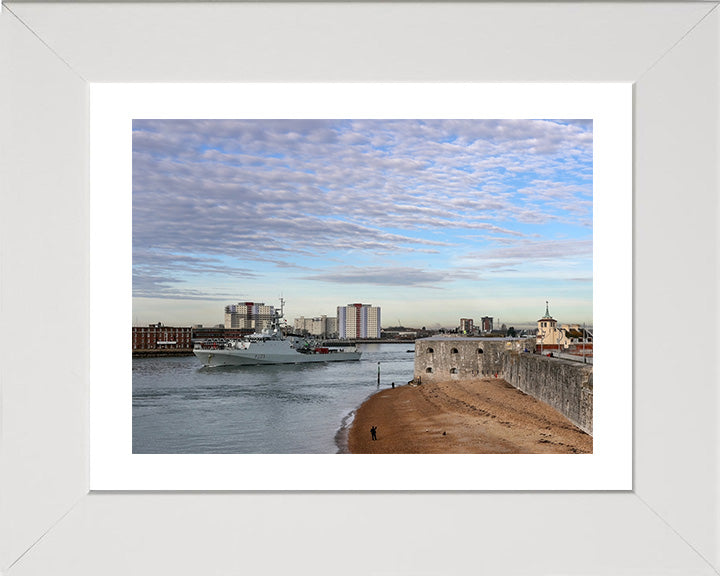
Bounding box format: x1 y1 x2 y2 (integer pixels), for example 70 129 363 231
194 348 361 367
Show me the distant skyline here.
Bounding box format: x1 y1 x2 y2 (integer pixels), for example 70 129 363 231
133 119 593 329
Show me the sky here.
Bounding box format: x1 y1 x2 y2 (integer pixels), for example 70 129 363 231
132 119 593 329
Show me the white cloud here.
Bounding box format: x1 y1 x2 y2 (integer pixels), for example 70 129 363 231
132 119 593 322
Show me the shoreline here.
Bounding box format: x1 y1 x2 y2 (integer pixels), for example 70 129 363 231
347 378 592 454
334 409 357 454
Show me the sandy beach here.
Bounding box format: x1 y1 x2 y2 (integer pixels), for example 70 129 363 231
348 378 592 454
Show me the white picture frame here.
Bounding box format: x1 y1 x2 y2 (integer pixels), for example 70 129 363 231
2 2 718 574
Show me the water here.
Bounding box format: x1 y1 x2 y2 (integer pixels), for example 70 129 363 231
133 343 414 454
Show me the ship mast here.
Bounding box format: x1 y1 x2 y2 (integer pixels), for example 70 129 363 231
269 298 284 335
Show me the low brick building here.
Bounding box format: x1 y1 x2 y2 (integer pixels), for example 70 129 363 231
132 324 193 351
132 325 261 356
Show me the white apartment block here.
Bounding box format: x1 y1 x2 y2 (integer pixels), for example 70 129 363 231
293 315 338 338
337 303 381 339
460 318 474 334
224 302 275 331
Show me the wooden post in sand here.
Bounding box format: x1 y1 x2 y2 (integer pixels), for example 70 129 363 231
377 362 380 386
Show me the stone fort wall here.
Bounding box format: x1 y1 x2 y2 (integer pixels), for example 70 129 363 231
414 337 534 381
503 352 593 435
413 337 593 435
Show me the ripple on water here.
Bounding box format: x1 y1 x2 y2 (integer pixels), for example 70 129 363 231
132 344 414 453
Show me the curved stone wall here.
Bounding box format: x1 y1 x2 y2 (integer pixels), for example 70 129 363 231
414 337 533 382
412 336 593 435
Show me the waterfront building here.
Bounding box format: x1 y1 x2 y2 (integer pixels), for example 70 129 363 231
224 302 275 330
337 303 381 339
536 302 593 352
132 323 193 351
480 316 493 334
560 324 593 352
537 301 565 349
293 315 338 338
382 329 418 339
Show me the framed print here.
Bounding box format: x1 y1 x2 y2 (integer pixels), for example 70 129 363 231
90 82 630 491
2 2 719 575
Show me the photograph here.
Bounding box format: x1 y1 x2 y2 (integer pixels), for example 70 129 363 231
131 118 594 455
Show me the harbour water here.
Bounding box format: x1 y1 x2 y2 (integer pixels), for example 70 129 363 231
132 343 414 454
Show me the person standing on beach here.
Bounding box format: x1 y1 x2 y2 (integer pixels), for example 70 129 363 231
371 426 377 441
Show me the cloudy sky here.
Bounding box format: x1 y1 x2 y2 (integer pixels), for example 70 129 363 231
132 119 592 329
